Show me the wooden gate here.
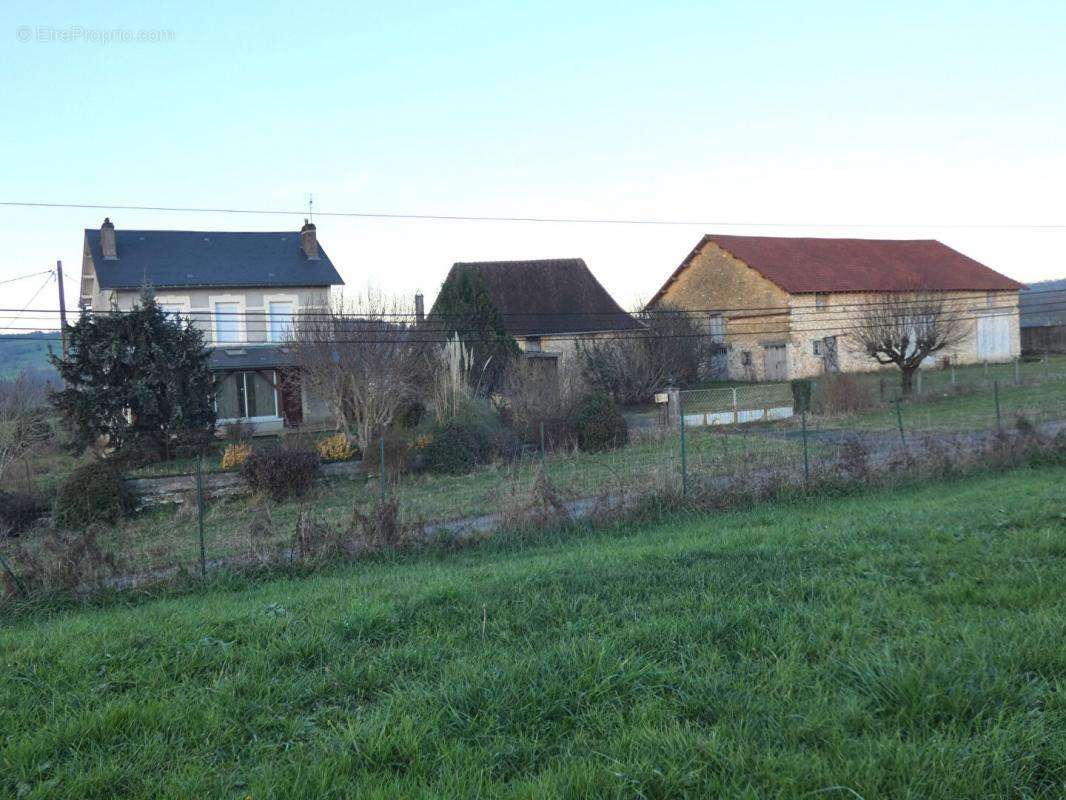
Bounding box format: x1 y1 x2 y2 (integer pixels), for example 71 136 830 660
762 343 788 381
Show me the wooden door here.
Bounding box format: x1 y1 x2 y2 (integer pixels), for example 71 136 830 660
762 344 788 381
279 368 304 427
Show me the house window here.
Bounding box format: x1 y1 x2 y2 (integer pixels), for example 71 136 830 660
815 293 830 310
708 313 725 344
268 301 295 342
740 350 752 367
216 371 278 420
158 302 185 320
214 302 241 344
812 340 822 356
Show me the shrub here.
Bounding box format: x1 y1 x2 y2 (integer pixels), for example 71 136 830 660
790 379 813 413
315 432 354 463
811 373 876 416
220 442 252 470
567 393 628 452
361 430 414 478
222 419 255 443
239 446 320 501
421 409 516 475
0 490 48 535
55 462 132 529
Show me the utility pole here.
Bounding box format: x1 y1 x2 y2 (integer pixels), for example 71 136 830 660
55 259 69 358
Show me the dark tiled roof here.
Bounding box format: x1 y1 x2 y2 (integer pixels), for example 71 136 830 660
207 345 296 371
431 258 639 337
1020 279 1066 328
651 235 1023 303
86 229 344 290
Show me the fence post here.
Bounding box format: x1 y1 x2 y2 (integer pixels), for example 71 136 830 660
732 387 739 425
994 380 1002 431
679 393 688 497
539 420 547 473
950 363 956 386
801 409 810 482
196 453 206 579
894 398 906 448
1014 357 1021 386
379 437 387 501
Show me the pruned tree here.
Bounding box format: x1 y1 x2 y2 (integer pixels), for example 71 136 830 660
0 371 51 483
49 290 216 460
292 289 420 454
847 291 966 396
576 302 711 404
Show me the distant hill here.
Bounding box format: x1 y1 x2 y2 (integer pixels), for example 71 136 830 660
0 331 61 380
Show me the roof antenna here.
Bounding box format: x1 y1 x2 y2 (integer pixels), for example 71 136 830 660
307 192 314 224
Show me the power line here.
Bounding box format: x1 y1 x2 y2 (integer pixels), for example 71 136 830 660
0 271 55 332
0 269 54 287
3 285 1065 321
1 303 1056 344
2 199 1065 230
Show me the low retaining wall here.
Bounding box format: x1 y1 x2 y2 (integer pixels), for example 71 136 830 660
126 460 362 507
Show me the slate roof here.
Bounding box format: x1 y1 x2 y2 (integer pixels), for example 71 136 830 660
430 258 639 337
85 229 344 290
1019 279 1066 328
650 235 1023 304
206 344 296 371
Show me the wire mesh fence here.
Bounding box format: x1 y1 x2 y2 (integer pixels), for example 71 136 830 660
2 358 1065 599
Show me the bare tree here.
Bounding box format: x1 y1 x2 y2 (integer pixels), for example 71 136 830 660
576 302 712 404
847 291 966 396
0 371 50 483
291 289 421 454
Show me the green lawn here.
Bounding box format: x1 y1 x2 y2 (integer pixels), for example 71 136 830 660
3 467 1065 798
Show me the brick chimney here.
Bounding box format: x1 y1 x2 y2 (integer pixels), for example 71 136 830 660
100 217 117 260
300 219 319 260
415 291 425 323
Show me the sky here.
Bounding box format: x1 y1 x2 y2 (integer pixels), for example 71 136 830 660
2 0 1065 333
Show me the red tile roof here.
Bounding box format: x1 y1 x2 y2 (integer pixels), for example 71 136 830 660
650 235 1023 304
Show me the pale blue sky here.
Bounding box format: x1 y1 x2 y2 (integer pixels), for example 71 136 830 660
2 0 1064 330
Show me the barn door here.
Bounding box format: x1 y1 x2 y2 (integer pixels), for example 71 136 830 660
762 343 788 381
821 336 839 372
977 314 1011 360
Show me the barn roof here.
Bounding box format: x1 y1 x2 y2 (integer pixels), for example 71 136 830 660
431 258 639 337
650 235 1023 303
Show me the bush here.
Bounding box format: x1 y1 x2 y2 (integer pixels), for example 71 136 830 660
240 446 320 501
361 430 414 477
55 462 132 529
790 379 813 413
567 393 628 452
0 490 48 535
220 442 252 470
420 409 516 475
316 432 354 462
811 373 876 416
222 420 255 443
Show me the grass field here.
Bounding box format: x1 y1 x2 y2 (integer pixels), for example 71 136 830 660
3 466 1065 798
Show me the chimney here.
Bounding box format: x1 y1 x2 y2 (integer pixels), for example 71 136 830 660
414 291 425 323
300 219 319 260
100 217 117 260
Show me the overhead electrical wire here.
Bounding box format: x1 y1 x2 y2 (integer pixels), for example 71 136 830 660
1 199 1065 230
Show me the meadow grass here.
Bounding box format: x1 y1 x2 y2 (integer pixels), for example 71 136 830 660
2 466 1065 798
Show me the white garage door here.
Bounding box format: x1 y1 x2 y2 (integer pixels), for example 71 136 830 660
976 314 1011 360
